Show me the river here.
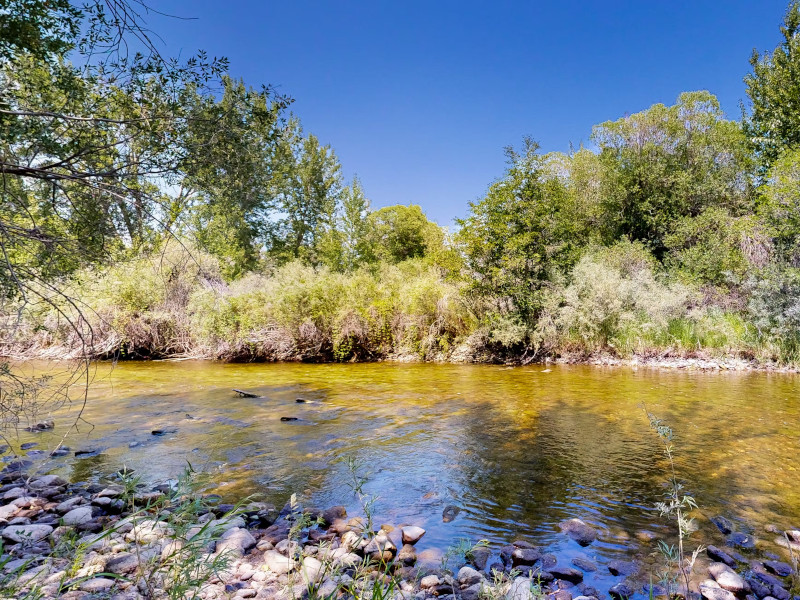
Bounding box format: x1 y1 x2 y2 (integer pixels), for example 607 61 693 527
8 361 800 586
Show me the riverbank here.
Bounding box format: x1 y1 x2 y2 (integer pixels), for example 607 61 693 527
1 464 799 600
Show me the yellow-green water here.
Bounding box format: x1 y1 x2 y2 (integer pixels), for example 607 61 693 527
9 361 800 579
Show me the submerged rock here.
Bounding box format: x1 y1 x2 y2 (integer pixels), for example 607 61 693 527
572 558 597 572
546 566 584 584
712 516 736 535
442 504 461 522
708 545 738 568
559 519 597 546
764 560 793 578
607 560 638 576
728 532 756 549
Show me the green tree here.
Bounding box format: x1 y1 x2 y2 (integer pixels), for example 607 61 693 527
366 204 444 264
758 148 800 261
457 138 587 319
744 1 800 171
593 91 754 257
317 176 372 271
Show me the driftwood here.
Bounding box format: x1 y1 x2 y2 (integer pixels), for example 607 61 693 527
233 389 259 398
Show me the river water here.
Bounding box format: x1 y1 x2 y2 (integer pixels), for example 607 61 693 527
9 361 800 584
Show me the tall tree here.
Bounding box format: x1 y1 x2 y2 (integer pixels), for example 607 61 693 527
745 1 800 171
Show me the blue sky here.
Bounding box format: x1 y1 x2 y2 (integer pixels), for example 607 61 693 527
152 0 789 226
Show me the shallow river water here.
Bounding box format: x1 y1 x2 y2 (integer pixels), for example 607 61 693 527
10 361 800 586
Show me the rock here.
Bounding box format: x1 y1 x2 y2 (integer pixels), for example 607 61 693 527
79 577 115 593
2 523 53 543
215 527 256 556
96 486 124 498
547 566 584 584
559 519 597 546
746 573 772 598
550 591 573 600
708 546 738 568
709 563 748 594
420 575 441 589
106 553 140 575
609 583 635 600
298 556 324 583
642 584 668 597
512 547 543 567
471 546 491 570
728 532 756 549
62 506 93 526
20 442 38 450
774 536 800 553
458 566 483 586
397 544 417 566
542 553 558 569
30 475 67 489
151 428 177 436
74 449 102 457
572 558 597 572
608 560 638 577
701 584 738 600
753 571 788 590
279 417 299 422
764 561 793 578
712 516 736 535
401 525 426 544
442 505 461 522
363 533 395 561
25 420 55 432
507 577 537 600
321 505 346 525
462 583 485 600
263 550 295 574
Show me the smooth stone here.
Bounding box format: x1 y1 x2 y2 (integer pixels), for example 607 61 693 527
609 584 635 600
728 532 756 549
298 556 324 583
458 566 483 586
62 506 93 526
712 516 736 535
29 475 67 489
397 544 417 566
701 584 739 600
215 527 256 556
608 560 638 576
1 524 53 543
263 550 295 574
572 558 597 572
105 553 140 574
512 547 543 567
320 505 346 525
764 561 793 578
420 575 441 589
79 577 115 593
507 577 537 600
401 525 426 545
708 546 738 568
547 566 584 584
559 519 597 546
471 546 491 570
709 564 748 594
442 505 461 523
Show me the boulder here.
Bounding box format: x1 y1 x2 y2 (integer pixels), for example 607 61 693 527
401 525 426 544
215 527 256 556
512 547 543 567
709 563 748 594
608 560 639 577
471 546 491 570
701 583 739 600
1 524 52 543
559 519 597 546
62 506 93 526
458 566 483 587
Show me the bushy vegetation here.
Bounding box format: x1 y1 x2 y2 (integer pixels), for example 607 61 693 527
5 1 800 366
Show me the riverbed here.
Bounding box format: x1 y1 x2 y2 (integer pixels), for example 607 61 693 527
8 362 800 588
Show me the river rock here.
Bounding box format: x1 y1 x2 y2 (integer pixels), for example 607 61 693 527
263 550 295 574
709 563 748 594
62 506 93 526
79 577 115 593
442 505 460 522
572 558 597 572
401 525 426 544
728 532 756 549
2 523 52 543
609 583 634 600
559 519 597 546
298 556 324 583
764 561 793 577
363 533 395 561
471 546 491 570
106 552 140 575
512 547 543 567
395 543 416 565
708 545 738 568
774 536 800 553
507 577 536 600
458 566 483 586
608 560 638 576
712 516 736 535
215 527 256 556
547 566 584 584
321 505 346 525
30 475 67 489
462 582 485 600
420 575 441 589
702 583 738 600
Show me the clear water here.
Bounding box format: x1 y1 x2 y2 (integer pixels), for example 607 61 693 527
10 361 800 587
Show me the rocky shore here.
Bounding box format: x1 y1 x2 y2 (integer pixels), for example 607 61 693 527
0 467 798 600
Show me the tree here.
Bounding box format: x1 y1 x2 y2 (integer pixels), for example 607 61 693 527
744 1 800 171
317 176 372 271
366 204 444 264
457 138 587 319
593 91 754 258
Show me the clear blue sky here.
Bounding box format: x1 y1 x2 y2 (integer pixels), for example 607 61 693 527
152 0 789 226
